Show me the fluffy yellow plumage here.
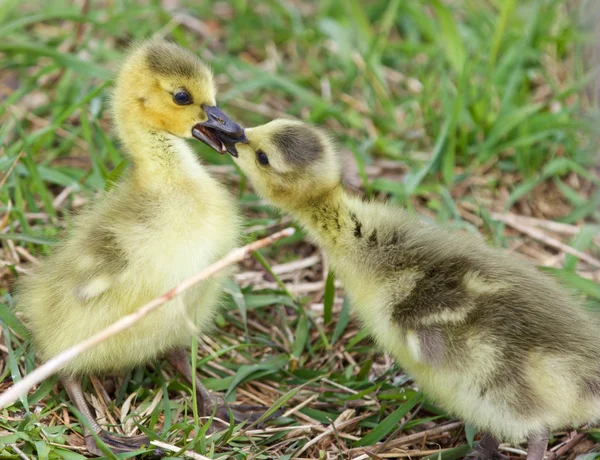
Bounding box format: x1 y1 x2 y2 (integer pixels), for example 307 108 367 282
231 119 600 460
15 39 249 456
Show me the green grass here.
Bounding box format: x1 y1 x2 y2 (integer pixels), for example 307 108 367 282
1 0 599 458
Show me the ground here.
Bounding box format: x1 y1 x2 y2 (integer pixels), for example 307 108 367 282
1 0 599 459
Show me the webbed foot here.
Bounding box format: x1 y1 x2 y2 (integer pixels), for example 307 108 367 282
466 433 508 460
466 450 508 460
207 400 283 431
85 431 161 457
526 429 549 460
167 349 284 431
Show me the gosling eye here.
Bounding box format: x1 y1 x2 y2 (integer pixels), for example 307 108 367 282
256 150 269 166
173 91 192 105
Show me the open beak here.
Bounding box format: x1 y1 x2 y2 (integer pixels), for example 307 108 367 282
191 105 246 157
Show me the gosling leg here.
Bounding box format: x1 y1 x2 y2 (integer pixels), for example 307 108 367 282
166 348 214 415
167 348 279 426
467 433 508 459
62 376 153 456
527 429 550 460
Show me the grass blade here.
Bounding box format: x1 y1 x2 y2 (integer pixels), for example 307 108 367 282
0 233 57 246
0 302 29 337
540 268 600 300
353 393 422 446
323 271 335 324
0 42 111 79
332 296 351 345
430 0 466 74
489 0 517 68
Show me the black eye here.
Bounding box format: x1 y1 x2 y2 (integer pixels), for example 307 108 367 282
256 150 269 166
173 91 192 105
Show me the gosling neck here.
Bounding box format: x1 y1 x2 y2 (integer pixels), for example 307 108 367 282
116 123 205 188
289 185 350 252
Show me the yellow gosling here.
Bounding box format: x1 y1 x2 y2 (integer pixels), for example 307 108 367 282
16 39 255 456
231 118 600 460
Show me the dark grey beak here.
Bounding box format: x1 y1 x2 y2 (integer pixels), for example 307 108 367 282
191 105 246 157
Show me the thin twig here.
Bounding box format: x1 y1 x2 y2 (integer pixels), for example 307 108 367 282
0 228 295 409
52 185 74 209
347 421 464 454
494 213 600 268
0 151 24 190
294 413 369 457
243 216 293 235
282 394 319 418
272 254 320 275
353 447 468 459
546 432 587 460
150 440 211 460
498 445 527 456
242 279 334 294
492 212 600 243
9 444 30 460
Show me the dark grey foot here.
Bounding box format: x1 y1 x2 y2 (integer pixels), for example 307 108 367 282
209 402 283 430
466 433 509 460
466 450 508 460
85 431 161 457
526 429 549 460
166 349 284 432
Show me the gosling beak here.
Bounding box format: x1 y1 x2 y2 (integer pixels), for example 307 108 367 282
191 106 246 157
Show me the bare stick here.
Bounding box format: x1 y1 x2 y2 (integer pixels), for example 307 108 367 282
294 413 369 457
9 444 30 460
346 421 464 454
150 440 211 460
0 228 295 409
494 213 600 268
491 212 600 242
546 432 587 460
0 151 24 190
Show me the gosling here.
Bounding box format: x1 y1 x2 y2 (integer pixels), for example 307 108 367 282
15 39 259 456
230 119 600 460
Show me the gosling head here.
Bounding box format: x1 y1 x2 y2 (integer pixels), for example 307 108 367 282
112 39 245 154
233 119 341 211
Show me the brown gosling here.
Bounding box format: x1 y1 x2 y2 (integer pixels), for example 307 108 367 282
15 39 263 456
229 118 600 460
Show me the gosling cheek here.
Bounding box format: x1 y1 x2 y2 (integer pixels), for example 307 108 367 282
178 126 193 139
